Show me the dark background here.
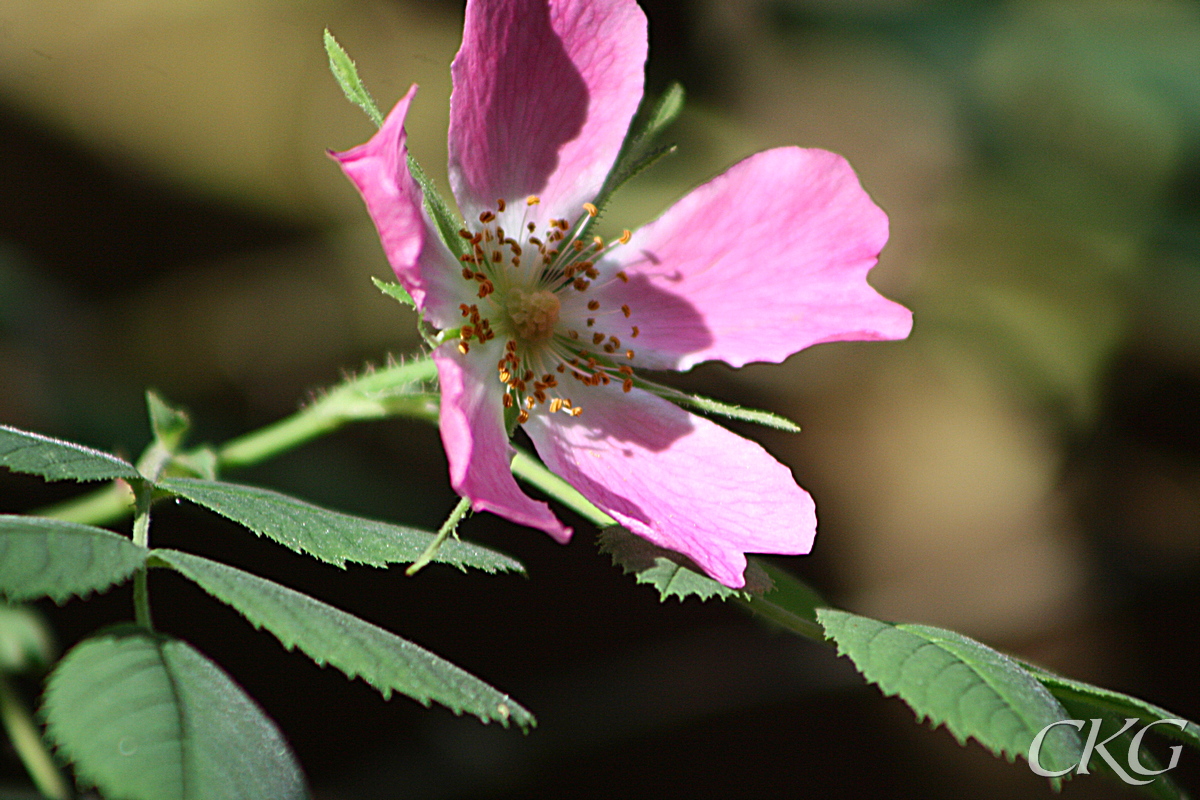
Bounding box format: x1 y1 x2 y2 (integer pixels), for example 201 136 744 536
2 0 1199 797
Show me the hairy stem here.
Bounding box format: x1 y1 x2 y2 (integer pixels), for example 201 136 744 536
406 495 472 576
36 357 439 526
131 481 153 629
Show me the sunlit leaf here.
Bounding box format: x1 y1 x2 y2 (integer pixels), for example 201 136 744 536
324 29 383 127
151 549 534 729
42 626 307 800
158 477 523 573
1025 663 1200 753
0 516 146 603
818 609 1083 780
0 425 141 483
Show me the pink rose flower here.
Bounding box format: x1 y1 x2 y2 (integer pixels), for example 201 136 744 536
334 0 912 587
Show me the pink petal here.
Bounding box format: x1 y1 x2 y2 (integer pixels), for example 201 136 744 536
602 147 913 370
332 87 462 328
522 384 817 588
434 344 572 543
448 0 645 226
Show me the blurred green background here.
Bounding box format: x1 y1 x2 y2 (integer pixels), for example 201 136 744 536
2 0 1199 797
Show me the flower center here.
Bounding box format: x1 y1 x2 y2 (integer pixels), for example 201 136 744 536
450 197 643 422
507 289 560 342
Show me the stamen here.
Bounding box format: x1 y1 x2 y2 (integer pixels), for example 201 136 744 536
479 210 495 223
526 195 540 206
619 229 632 244
583 202 598 217
496 198 506 212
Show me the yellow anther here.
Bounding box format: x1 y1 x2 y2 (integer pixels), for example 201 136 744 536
526 195 541 206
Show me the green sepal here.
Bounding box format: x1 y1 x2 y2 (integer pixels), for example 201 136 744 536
158 477 523 574
406 153 468 261
0 516 147 603
637 377 801 432
42 625 308 800
372 276 416 309
587 82 685 224
0 424 142 483
150 549 534 729
324 29 384 127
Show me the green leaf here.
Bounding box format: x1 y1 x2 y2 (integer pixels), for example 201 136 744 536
598 527 772 602
157 477 522 573
324 29 383 127
0 604 55 673
407 153 468 260
818 609 1084 778
638 379 801 432
371 276 416 309
1024 664 1200 753
0 424 141 483
1032 704 1188 800
0 516 147 603
42 626 307 800
151 549 534 729
146 391 190 452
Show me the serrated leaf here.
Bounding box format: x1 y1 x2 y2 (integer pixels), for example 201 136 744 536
324 29 383 127
372 276 416 309
639 379 801 432
1023 664 1200 754
0 425 141 483
598 527 771 601
818 609 1084 777
146 391 190 452
158 477 522 573
407 153 467 260
0 604 55 673
1035 705 1188 800
151 549 533 729
0 516 146 603
43 626 307 800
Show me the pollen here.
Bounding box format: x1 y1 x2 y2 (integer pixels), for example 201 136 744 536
583 202 598 217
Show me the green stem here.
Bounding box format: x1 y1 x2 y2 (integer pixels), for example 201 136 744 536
217 358 438 469
0 674 71 800
34 358 440 525
735 593 828 644
406 495 472 576
510 448 616 528
131 482 153 629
